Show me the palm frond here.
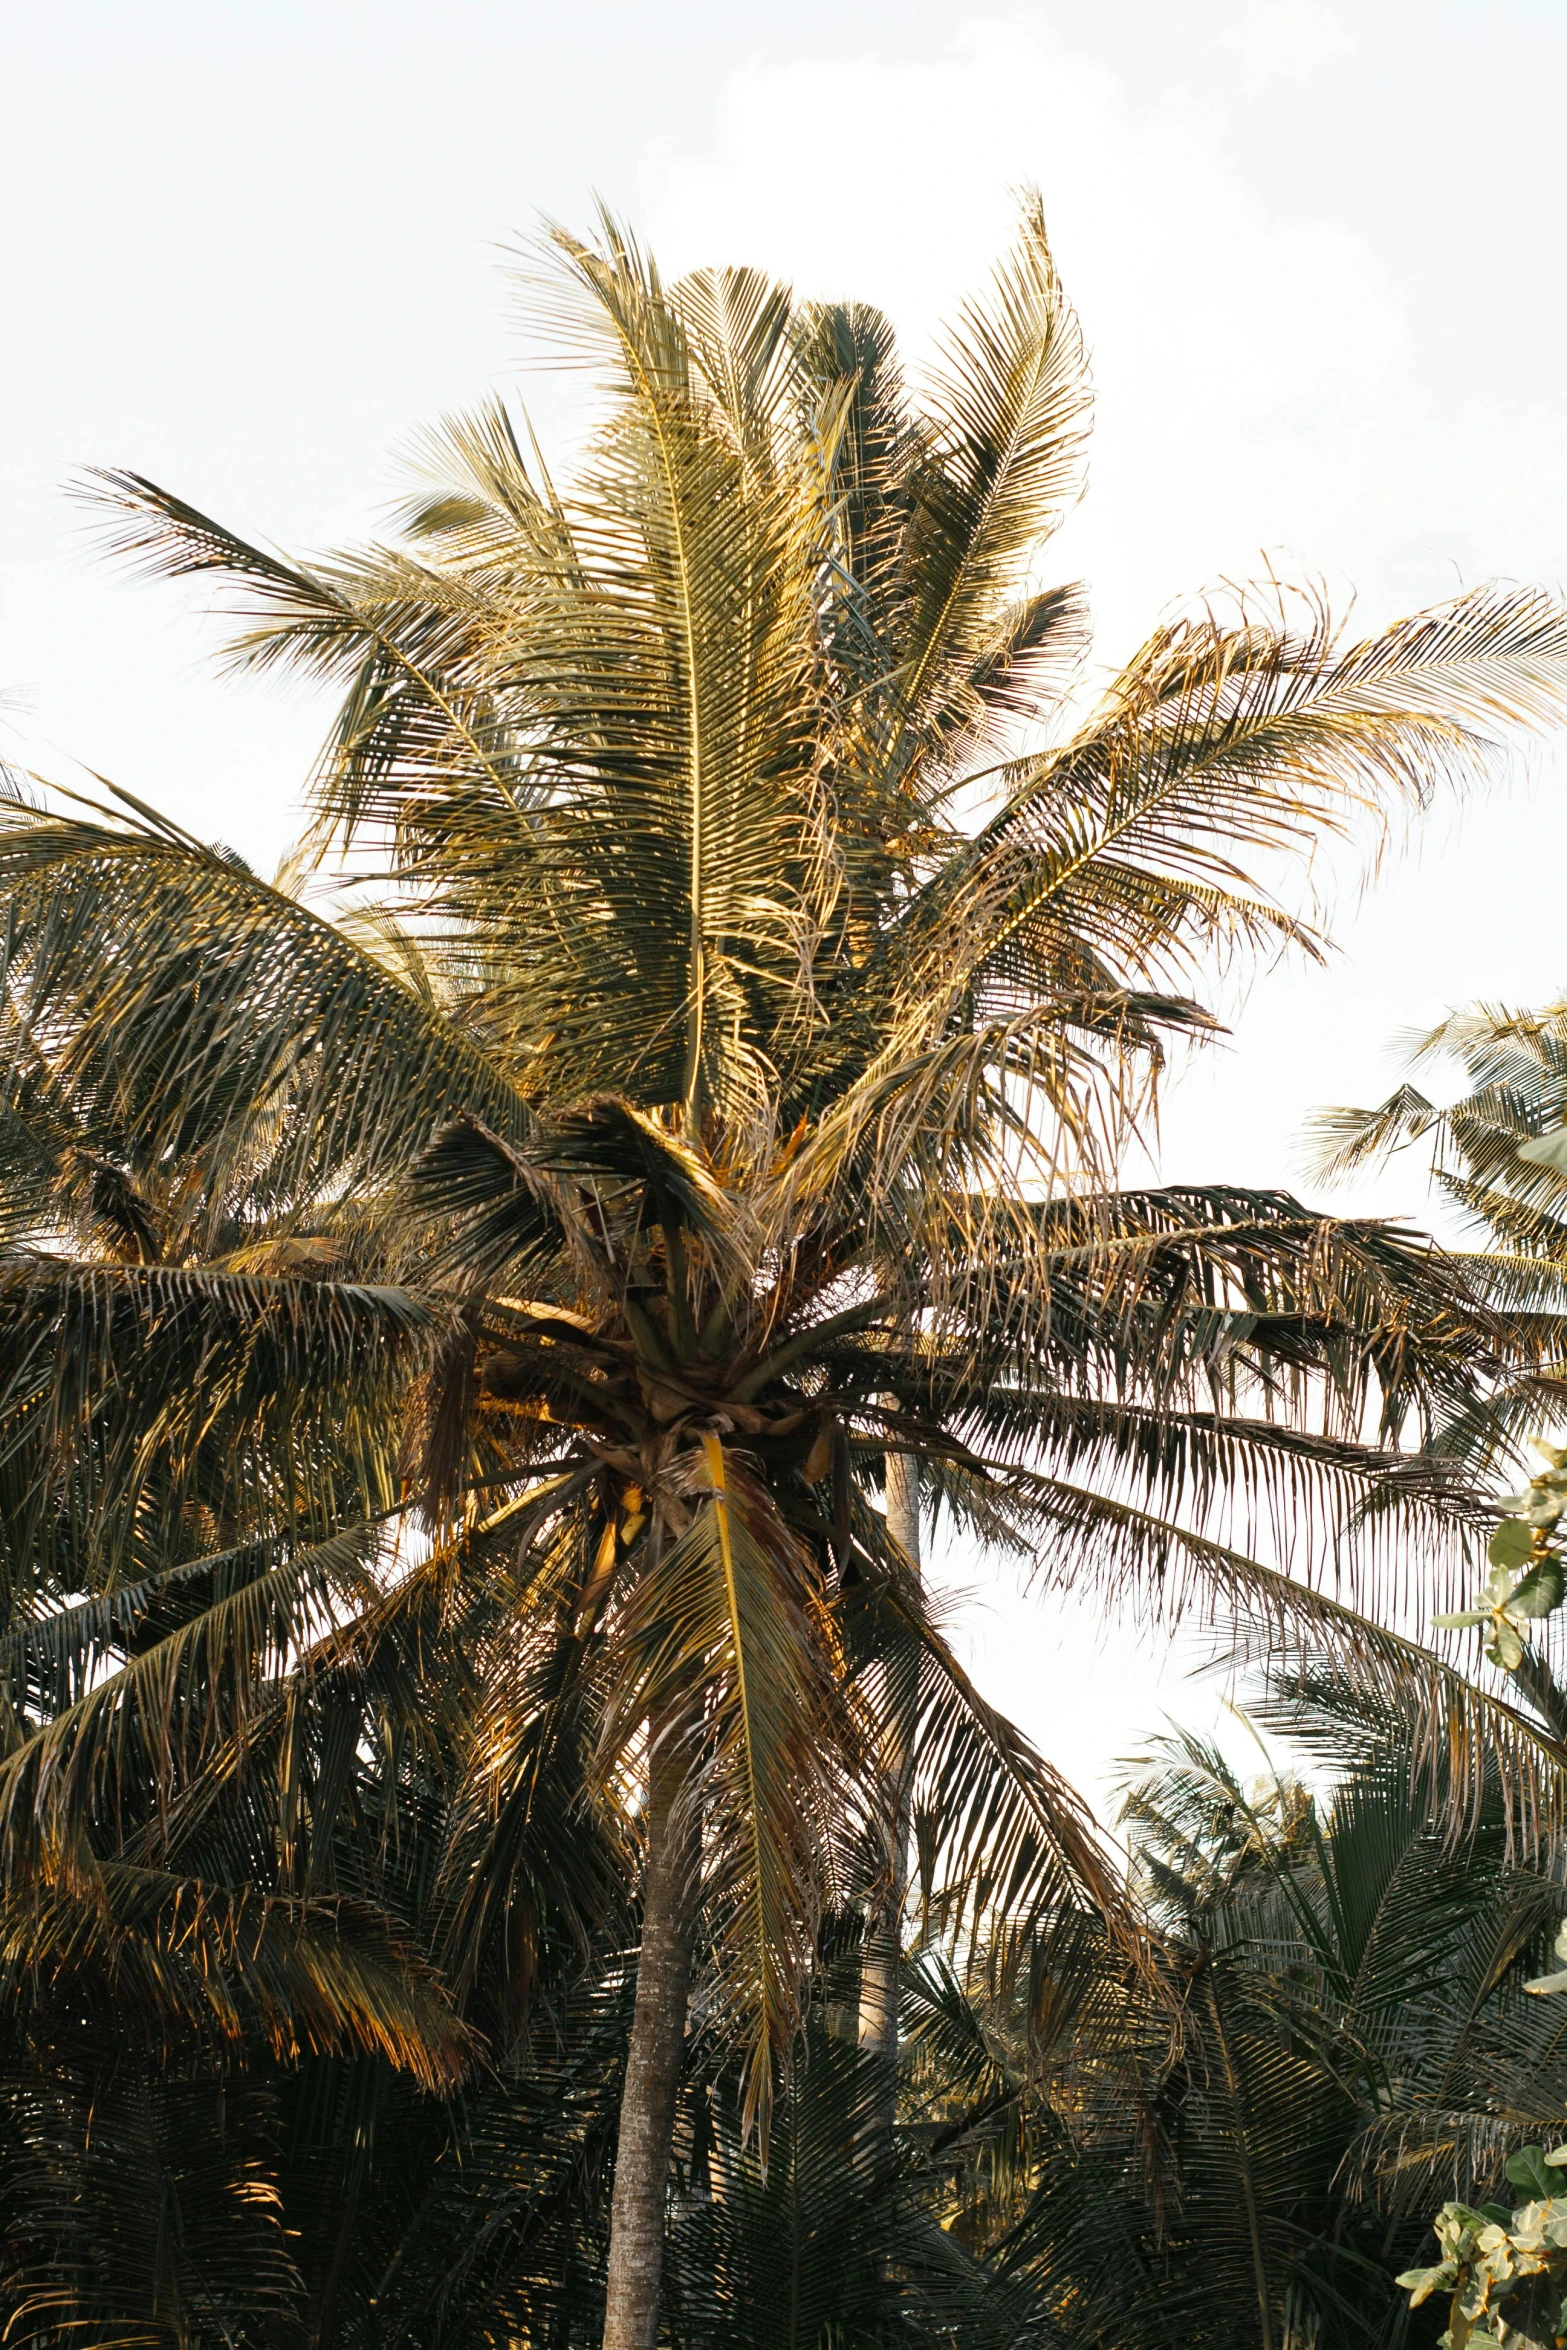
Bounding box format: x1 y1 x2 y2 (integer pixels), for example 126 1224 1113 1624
602 1439 866 2140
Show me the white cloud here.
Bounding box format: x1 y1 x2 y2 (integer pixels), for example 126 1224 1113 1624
646 12 1413 672
1224 1 1353 75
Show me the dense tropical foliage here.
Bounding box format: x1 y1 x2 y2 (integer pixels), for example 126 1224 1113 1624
8 202 1567 2346
938 1687 1567 2350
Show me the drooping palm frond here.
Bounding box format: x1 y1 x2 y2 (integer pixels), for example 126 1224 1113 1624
1078 1484 1567 1846
0 1259 438 1624
854 1547 1133 1967
1 1866 471 2086
597 1441 867 2140
0 798 544 1192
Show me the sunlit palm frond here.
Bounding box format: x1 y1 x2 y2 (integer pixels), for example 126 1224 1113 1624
908 584 1567 1054
1 1864 470 2087
0 800 541 1203
895 192 1089 758
1308 999 1567 1304
601 1439 866 2140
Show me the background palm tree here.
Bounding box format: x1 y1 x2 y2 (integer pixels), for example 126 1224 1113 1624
1310 1001 1567 1744
901 1687 1567 2350
1312 997 1567 1459
6 201 1567 2346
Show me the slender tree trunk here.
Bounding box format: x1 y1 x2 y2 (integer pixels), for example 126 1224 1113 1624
859 1449 920 2078
603 1725 699 2350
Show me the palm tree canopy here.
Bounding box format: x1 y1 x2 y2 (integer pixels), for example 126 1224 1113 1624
5 203 1567 2287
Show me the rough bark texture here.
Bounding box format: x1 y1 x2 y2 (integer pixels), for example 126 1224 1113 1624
858 1450 920 2073
602 1731 699 2350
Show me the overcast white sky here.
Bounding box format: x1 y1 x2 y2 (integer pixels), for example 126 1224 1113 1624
5 0 1565 1811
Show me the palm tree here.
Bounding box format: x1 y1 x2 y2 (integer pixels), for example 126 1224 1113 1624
5 199 1567 2345
902 1694 1567 2350
0 943 497 2345
1311 998 1567 1459
1310 1004 1567 1744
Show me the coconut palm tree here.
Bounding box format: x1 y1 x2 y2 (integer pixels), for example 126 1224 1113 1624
903 1696 1567 2350
1311 997 1567 1449
5 200 1567 2347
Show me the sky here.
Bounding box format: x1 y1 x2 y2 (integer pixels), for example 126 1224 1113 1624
5 0 1567 1814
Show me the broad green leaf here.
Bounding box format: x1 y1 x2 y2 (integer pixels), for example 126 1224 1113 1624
1489 1518 1537 1571
1506 2147 1557 2201
1517 1127 1567 1171
1397 2261 1458 2306
1508 1556 1566 1619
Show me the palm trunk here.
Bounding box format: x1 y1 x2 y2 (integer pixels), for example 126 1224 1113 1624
603 1726 699 2350
858 1449 920 2076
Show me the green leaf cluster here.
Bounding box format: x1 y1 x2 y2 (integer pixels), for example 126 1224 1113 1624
1399 2155 1567 2350
1433 1446 1567 1672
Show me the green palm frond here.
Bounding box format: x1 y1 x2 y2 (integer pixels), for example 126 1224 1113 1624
0 1865 470 2086
0 1516 402 1867
878 1564 1134 1962
894 194 1088 749
906 583 1567 1049
0 799 543 1193
1 2055 306 2350
602 1438 866 2140
1308 997 1567 1316
666 2008 1039 2350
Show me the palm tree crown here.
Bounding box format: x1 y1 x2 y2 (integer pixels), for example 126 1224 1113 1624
7 200 1567 2345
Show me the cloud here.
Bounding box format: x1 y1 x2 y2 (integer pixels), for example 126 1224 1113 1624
644 12 1413 670
1224 1 1353 76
